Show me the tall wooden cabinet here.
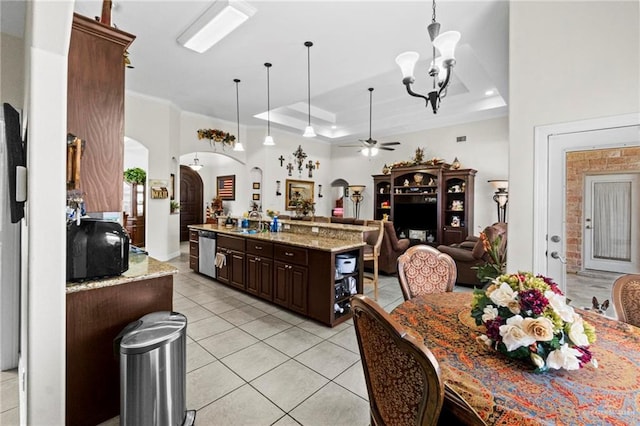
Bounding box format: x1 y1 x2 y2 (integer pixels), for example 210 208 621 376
67 13 135 213
372 165 476 245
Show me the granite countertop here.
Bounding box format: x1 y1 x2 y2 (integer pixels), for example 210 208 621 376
66 253 178 293
189 223 369 252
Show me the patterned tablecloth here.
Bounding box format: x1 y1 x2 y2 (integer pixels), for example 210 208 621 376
391 292 640 426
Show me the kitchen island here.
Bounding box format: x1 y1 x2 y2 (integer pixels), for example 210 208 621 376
189 220 374 327
66 253 177 426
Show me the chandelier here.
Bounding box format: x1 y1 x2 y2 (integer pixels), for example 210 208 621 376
303 41 316 137
395 0 460 114
263 62 275 146
233 78 244 151
189 152 203 171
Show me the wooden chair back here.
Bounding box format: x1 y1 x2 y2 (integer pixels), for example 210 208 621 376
351 295 444 426
612 274 640 327
397 245 457 301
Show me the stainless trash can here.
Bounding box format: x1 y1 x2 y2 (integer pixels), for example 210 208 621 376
117 311 196 426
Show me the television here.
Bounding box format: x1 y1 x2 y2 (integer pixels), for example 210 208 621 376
1 103 25 223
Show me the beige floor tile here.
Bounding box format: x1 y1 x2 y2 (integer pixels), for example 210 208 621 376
198 328 259 358
218 304 269 326
174 281 214 297
271 309 307 325
264 327 323 358
239 315 293 340
297 320 349 340
96 415 119 425
333 361 368 400
0 407 19 425
186 342 216 373
327 326 359 354
0 369 17 383
196 384 284 426
1 377 19 411
228 291 263 305
187 315 234 341
289 382 369 426
295 341 360 380
201 296 248 315
186 361 244 410
221 342 288 382
173 296 197 311
180 304 215 323
251 360 328 412
248 298 283 314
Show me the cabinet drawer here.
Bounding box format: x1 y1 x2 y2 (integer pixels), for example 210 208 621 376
218 234 245 252
246 240 273 257
189 241 199 255
189 256 198 272
274 245 308 266
189 230 199 242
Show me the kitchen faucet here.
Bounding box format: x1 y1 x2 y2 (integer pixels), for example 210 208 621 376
248 210 263 231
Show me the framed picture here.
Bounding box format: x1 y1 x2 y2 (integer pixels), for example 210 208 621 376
170 173 175 200
252 193 260 201
285 179 314 210
252 182 260 190
216 175 236 200
408 229 427 241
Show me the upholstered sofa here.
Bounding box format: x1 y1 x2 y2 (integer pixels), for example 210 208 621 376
437 222 507 287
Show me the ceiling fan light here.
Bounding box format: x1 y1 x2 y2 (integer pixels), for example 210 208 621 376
233 141 245 151
189 155 203 171
263 135 275 146
395 51 419 80
303 125 316 138
433 31 460 62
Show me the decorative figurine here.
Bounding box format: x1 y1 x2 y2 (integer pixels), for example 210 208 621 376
452 157 461 169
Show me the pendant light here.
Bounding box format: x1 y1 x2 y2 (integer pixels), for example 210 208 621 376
233 78 245 151
303 41 316 138
263 62 275 146
189 152 203 171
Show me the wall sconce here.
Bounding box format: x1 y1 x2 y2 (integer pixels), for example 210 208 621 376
348 185 366 219
276 180 281 196
318 184 323 198
488 180 508 223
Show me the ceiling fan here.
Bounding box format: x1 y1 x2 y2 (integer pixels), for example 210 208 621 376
340 87 400 156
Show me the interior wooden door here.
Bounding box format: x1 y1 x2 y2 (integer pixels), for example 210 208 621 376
180 165 203 241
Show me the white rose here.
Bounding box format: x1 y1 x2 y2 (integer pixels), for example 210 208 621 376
567 314 589 347
482 305 499 322
499 315 536 351
544 290 575 322
547 343 582 370
476 334 493 347
490 282 519 308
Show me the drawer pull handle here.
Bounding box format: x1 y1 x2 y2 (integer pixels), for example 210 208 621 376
255 246 263 250
285 252 294 256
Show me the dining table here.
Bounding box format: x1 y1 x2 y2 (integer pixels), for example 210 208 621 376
390 292 640 426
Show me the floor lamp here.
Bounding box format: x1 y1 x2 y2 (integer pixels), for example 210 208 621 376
489 180 508 223
348 185 366 219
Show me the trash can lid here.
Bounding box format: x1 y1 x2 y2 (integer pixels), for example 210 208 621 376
119 311 187 354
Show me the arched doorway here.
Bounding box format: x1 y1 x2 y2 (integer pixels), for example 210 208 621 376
180 165 203 241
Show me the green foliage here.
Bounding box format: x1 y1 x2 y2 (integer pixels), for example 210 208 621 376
170 200 180 212
123 167 146 184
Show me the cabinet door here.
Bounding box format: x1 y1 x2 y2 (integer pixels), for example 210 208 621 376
246 256 260 295
229 251 245 290
216 249 230 284
258 259 273 301
273 262 289 307
289 265 308 314
443 227 466 246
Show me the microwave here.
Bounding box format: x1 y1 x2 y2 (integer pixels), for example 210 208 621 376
67 218 130 281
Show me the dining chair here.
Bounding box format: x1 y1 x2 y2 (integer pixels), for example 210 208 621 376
611 274 640 327
363 220 384 300
397 245 457 301
351 294 445 426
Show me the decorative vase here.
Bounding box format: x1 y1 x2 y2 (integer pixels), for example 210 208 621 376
452 157 461 170
413 173 424 184
382 164 390 175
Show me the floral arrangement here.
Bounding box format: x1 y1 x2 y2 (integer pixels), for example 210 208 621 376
266 209 279 218
293 198 315 215
471 272 597 373
197 128 236 147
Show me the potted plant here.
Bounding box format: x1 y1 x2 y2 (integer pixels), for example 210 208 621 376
123 167 146 185
170 200 180 214
294 198 315 217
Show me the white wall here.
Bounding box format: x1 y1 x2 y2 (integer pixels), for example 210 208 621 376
329 116 509 232
508 0 640 271
0 32 25 107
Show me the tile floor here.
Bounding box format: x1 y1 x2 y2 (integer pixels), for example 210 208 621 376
0 243 625 426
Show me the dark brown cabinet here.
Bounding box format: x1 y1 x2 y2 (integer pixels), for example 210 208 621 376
67 14 135 213
189 230 199 272
274 244 308 315
246 240 274 300
217 235 245 290
372 165 476 245
123 182 145 247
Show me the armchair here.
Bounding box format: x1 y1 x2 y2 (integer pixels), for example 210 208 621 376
437 222 507 287
371 221 410 275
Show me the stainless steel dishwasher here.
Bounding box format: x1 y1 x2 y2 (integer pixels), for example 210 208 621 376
198 230 216 279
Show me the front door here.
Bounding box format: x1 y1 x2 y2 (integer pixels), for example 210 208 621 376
180 165 203 241
584 173 640 273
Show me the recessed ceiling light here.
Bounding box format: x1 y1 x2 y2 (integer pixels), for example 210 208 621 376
177 0 256 53
331 125 337 129
485 89 495 96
